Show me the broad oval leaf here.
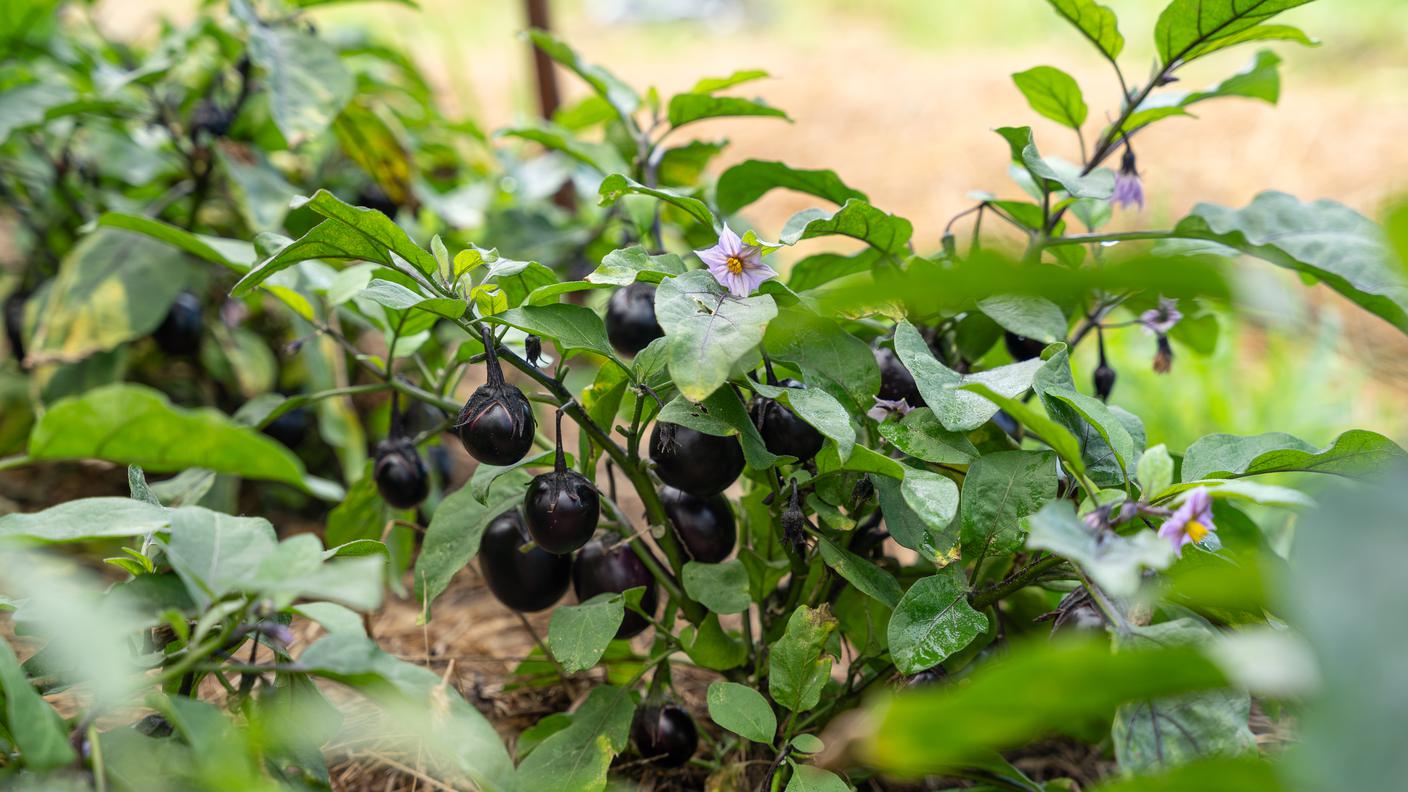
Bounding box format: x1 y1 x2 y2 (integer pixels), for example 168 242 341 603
547 593 626 673
682 560 752 614
1012 66 1088 129
706 681 777 743
1047 0 1124 60
887 566 988 675
1180 429 1407 483
653 270 777 402
716 160 868 216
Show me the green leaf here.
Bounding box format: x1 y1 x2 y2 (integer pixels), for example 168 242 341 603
1120 50 1285 136
791 734 825 754
996 126 1114 199
894 320 1045 431
0 640 76 769
863 635 1232 775
691 69 770 93
653 270 777 402
872 473 945 563
547 593 626 673
514 685 635 792
490 304 620 365
682 560 752 614
959 382 1086 475
164 508 277 609
1180 429 1406 483
525 29 640 126
218 147 298 233
598 173 715 229
1023 500 1174 598
499 125 626 175
776 384 856 461
0 497 169 545
586 246 686 285
763 307 880 414
978 295 1067 343
1044 387 1136 482
92 213 255 271
28 384 334 497
1090 757 1286 792
887 566 988 674
1154 0 1316 66
658 388 780 470
816 535 903 609
680 613 748 670
1182 23 1318 62
247 23 353 146
781 199 913 255
359 279 466 319
1047 0 1124 60
1137 444 1175 498
961 451 1058 559
877 408 979 466
706 681 777 743
1112 619 1256 773
26 230 188 364
667 93 789 129
785 764 850 792
1012 66 1088 129
413 476 528 621
716 160 868 216
769 606 837 713
787 249 882 292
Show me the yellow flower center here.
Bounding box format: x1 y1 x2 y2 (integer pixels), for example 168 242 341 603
1185 520 1209 543
725 255 745 275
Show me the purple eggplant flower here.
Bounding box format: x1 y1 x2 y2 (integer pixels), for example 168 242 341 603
1110 145 1144 211
1139 296 1183 335
695 224 776 299
867 396 914 422
1157 487 1217 556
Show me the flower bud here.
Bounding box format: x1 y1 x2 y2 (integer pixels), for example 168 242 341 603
1093 363 1117 401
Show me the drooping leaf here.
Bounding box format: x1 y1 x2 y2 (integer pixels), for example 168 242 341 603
780 199 913 255
653 270 777 401
1023 500 1174 598
816 535 903 609
667 93 789 129
1180 429 1406 483
1012 66 1088 129
27 384 335 497
92 213 255 271
0 640 76 769
525 29 640 126
1044 387 1137 482
996 126 1114 199
894 320 1045 431
716 160 868 216
1047 0 1124 60
707 681 777 743
887 566 988 674
514 685 635 792
489 303 621 367
0 497 169 545
978 295 1067 343
598 173 715 229
763 307 880 414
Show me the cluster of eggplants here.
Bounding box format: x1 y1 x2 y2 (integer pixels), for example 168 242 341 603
455 325 536 465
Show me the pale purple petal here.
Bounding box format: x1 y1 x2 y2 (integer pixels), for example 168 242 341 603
1111 172 1144 211
717 224 744 256
695 245 729 269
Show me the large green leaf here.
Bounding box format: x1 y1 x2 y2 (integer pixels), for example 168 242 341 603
164 508 277 609
1181 429 1406 483
27 384 335 497
887 566 988 674
26 230 188 364
667 93 789 128
653 270 777 401
769 606 837 713
996 126 1114 199
1112 619 1256 773
92 213 256 272
682 560 752 614
872 473 944 563
877 408 979 466
1090 757 1285 792
1154 0 1317 66
763 307 880 414
0 640 75 769
706 681 776 743
1044 387 1137 482
780 199 913 255
598 173 715 229
978 294 1067 343
547 593 626 673
862 636 1232 775
586 246 686 286
1047 0 1124 60
893 320 1045 431
515 685 634 792
490 303 620 365
412 475 528 621
524 29 640 125
816 535 903 609
247 24 353 146
1012 66 1088 129
716 160 868 216
1023 500 1173 598
1119 50 1286 136
0 497 169 544
961 451 1058 559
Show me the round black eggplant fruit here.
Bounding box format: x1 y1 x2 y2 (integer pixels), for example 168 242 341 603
605 282 664 356
660 485 736 563
874 346 923 407
750 380 824 462
648 422 744 497
1003 331 1047 362
456 326 536 466
262 405 311 448
155 291 204 357
479 509 572 612
572 537 658 639
373 436 430 509
524 410 600 555
631 704 698 768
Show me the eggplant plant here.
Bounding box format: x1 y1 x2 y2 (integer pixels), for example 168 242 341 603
1 1 1407 791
